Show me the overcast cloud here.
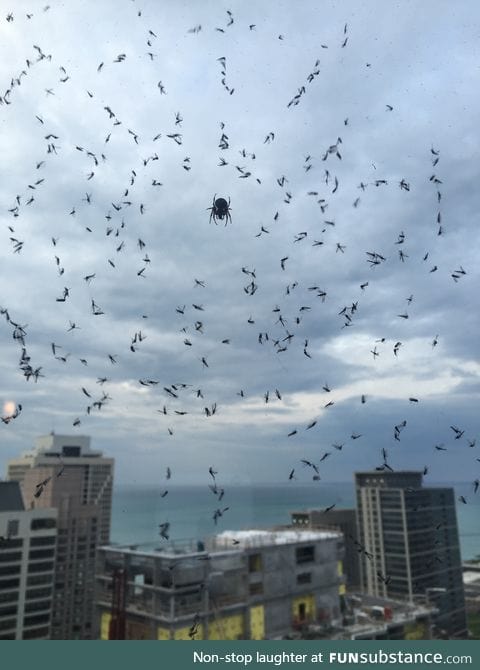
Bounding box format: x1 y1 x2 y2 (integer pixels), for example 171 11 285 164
1 1 479 495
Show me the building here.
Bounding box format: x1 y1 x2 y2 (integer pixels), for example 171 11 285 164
302 592 434 640
355 471 467 638
95 527 344 640
7 433 114 639
462 562 480 613
0 481 57 640
291 508 360 588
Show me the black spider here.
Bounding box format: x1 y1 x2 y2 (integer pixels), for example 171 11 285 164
207 194 232 225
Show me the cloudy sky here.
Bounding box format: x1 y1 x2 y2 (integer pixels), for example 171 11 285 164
1 0 479 492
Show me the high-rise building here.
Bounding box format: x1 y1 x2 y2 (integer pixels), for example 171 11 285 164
355 471 467 638
7 434 114 639
0 481 57 640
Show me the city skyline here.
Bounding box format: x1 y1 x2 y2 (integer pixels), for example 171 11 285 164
1 0 479 493
1 442 476 639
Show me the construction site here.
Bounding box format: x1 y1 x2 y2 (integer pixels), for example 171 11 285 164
95 528 344 640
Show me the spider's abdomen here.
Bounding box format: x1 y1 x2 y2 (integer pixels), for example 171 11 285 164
215 198 228 211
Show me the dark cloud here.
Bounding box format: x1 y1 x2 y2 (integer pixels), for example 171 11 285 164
1 1 479 487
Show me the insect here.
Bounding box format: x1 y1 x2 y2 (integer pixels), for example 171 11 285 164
207 195 232 225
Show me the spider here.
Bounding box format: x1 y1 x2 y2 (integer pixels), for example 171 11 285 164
207 194 232 225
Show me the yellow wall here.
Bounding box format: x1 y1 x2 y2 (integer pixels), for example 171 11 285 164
173 624 204 640
100 612 111 640
250 605 264 640
163 617 246 641
292 594 316 621
157 627 170 640
208 613 244 640
338 561 346 595
405 622 428 640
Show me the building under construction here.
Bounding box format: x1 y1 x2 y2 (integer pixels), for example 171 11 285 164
290 508 360 589
95 528 344 640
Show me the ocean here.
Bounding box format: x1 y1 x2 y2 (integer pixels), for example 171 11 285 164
110 482 480 561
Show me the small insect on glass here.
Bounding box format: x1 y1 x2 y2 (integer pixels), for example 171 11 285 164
207 195 232 225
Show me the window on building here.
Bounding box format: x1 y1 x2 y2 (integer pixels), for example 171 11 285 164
6 520 19 537
297 572 312 584
249 582 264 595
23 613 50 627
62 446 81 457
296 546 315 564
22 626 50 640
248 554 262 573
27 574 53 587
27 561 54 574
29 549 55 561
0 552 22 564
26 587 53 600
0 619 16 632
0 539 22 550
0 591 18 604
24 599 52 613
0 604 18 618
30 518 56 531
30 536 56 548
0 578 20 590
0 565 21 577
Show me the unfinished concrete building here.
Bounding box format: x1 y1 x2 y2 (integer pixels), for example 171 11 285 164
291 508 360 589
96 528 344 640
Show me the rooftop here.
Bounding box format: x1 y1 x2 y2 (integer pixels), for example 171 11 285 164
463 562 480 572
301 593 434 641
355 471 424 489
101 527 342 559
291 508 356 516
214 528 341 549
10 433 110 461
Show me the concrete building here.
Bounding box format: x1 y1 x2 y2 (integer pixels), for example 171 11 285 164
0 481 57 640
355 471 467 638
462 563 480 613
291 508 360 588
303 593 435 640
7 434 114 639
95 527 344 640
